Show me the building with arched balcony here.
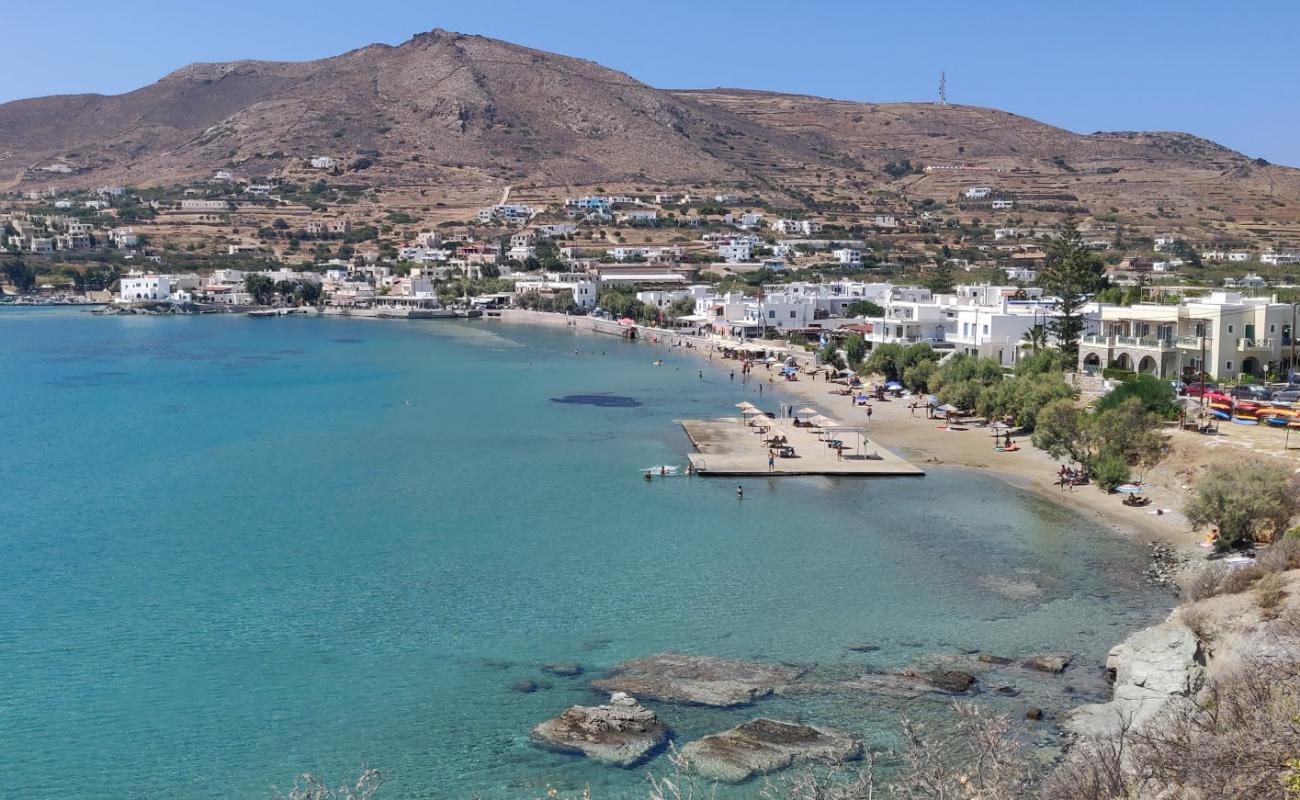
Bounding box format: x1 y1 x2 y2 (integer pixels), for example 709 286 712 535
1078 292 1294 380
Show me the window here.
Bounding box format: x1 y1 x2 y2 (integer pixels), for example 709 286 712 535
982 324 989 335
1226 361 1234 372
1227 324 1234 334
768 310 775 319
1270 324 1277 333
789 310 796 319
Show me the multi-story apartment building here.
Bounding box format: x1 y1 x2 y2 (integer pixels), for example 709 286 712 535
1078 292 1295 379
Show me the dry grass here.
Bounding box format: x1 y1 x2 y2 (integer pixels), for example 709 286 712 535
1184 562 1264 601
1255 573 1288 615
1042 659 1300 800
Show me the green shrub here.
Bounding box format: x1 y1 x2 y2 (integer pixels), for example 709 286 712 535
1093 453 1131 491
1102 367 1137 381
1095 373 1177 417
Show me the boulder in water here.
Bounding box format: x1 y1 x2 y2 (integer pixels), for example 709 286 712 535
590 652 804 707
1026 654 1072 674
679 718 862 783
530 692 668 768
541 662 584 678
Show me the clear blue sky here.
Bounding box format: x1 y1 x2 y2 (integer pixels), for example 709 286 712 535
4 1 1298 165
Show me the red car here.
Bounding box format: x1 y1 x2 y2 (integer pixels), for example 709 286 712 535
1183 382 1219 398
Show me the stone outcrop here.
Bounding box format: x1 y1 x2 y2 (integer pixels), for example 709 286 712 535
530 692 668 767
679 718 862 783
1066 621 1203 738
842 669 976 697
1026 653 1072 674
590 653 804 707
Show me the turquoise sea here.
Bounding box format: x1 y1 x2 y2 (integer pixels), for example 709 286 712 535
0 309 1171 799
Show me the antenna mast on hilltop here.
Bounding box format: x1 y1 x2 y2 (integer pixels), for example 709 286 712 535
937 71 947 105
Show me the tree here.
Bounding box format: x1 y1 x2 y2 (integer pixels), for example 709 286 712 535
3 259 37 293
665 296 695 320
1185 463 1298 550
1039 218 1107 363
1020 324 1049 354
844 334 866 368
245 274 275 305
845 299 884 318
1032 399 1091 466
864 342 905 381
1095 373 1176 417
925 260 955 294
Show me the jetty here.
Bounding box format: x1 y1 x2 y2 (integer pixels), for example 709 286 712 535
680 415 923 477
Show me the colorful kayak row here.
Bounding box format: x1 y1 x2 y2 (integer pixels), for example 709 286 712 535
1203 392 1300 428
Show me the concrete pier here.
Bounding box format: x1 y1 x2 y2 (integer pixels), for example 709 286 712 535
680 417 924 477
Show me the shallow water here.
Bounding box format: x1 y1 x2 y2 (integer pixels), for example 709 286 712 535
0 309 1171 799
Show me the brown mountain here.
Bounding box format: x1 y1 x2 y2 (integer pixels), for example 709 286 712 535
2 28 1297 226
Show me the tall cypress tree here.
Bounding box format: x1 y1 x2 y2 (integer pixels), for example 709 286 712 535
1041 219 1107 363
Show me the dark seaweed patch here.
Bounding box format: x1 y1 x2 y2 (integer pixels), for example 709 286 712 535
550 394 642 408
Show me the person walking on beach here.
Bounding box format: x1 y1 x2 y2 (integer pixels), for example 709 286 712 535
866 405 873 422
767 450 775 472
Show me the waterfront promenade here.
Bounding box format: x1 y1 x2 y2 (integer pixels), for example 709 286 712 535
681 416 924 477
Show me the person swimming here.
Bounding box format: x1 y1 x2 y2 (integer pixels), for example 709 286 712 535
644 471 652 482
736 484 744 499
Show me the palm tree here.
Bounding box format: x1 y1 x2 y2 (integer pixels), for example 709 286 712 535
1021 324 1049 353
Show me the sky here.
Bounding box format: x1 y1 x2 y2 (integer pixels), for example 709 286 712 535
4 1 1298 165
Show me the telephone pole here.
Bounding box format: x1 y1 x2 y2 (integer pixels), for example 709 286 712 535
937 71 947 105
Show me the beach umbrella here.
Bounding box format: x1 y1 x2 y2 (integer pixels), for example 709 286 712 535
796 407 817 416
735 401 756 410
1115 483 1144 493
743 406 765 415
884 380 903 390
810 415 836 427
618 317 636 326
937 403 959 414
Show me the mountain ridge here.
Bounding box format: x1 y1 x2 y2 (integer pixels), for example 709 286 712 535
2 28 1297 225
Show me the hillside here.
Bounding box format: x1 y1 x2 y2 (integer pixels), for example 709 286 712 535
2 28 1299 227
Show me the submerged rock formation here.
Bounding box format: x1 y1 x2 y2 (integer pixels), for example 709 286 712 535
1066 621 1203 737
530 692 668 767
590 652 804 707
679 718 862 783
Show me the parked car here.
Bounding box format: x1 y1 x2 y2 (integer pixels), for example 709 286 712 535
1230 385 1273 401
1271 388 1300 404
1169 379 1187 395
1184 382 1219 398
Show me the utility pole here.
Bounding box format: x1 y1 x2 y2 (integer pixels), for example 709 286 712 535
937 71 947 105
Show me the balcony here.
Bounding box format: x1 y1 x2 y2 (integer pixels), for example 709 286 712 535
1115 335 1172 349
1176 335 1212 349
1237 337 1275 351
1083 334 1113 346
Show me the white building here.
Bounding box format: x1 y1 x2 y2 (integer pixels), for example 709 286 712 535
718 239 753 263
310 156 337 170
514 272 601 309
119 272 173 302
1079 291 1294 379
771 218 822 236
963 187 992 200
832 248 862 266
1260 252 1300 265
991 199 1015 210
180 199 230 212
